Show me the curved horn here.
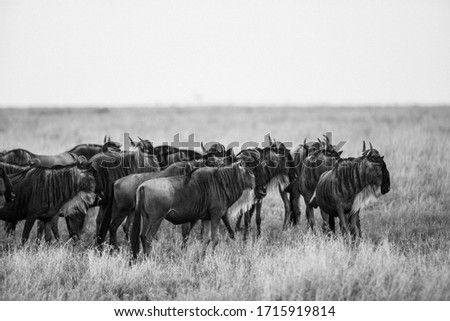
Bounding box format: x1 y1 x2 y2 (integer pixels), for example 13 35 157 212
303 138 307 145
228 147 236 161
369 142 373 156
362 140 366 153
128 136 136 147
268 134 273 144
201 142 207 153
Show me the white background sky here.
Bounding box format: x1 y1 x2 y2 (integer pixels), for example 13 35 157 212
0 0 449 107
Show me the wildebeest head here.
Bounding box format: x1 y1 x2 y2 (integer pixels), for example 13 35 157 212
320 135 343 159
59 160 98 238
136 136 155 154
362 141 390 195
102 135 121 152
268 135 296 181
201 141 235 165
236 149 267 199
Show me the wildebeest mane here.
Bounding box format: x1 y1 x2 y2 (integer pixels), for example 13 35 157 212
11 165 85 215
193 165 252 207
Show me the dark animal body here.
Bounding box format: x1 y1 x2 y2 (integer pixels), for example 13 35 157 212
0 149 79 167
235 144 294 240
0 162 97 243
92 148 160 245
287 137 343 230
109 158 229 248
311 143 390 237
130 162 261 259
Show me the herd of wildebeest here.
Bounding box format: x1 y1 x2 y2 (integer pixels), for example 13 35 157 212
0 134 390 259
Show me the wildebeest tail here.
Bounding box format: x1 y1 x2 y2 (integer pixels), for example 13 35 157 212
130 185 145 259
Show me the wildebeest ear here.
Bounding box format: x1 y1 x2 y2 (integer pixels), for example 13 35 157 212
338 151 343 155
201 142 207 153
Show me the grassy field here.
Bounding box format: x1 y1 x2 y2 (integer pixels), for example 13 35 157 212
0 106 449 300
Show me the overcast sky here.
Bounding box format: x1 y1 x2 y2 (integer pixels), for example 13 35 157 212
0 0 449 107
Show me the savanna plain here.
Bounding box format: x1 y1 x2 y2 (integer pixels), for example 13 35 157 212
0 106 449 300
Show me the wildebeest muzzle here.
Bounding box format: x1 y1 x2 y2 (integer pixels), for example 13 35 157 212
255 185 267 200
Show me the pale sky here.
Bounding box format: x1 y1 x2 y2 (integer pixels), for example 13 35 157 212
0 0 449 107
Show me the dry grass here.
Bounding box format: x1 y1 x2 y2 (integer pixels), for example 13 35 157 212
0 106 449 300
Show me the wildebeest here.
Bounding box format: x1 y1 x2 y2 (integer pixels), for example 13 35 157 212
0 161 97 243
108 157 227 248
130 159 267 259
289 136 343 230
0 148 79 167
310 142 390 237
92 142 160 246
235 143 295 240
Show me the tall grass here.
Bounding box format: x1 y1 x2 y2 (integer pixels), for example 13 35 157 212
0 106 449 300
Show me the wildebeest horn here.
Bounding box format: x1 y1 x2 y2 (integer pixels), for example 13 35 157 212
137 136 144 143
268 134 273 144
201 142 207 153
362 140 366 153
369 142 373 156
303 138 307 145
228 147 236 160
128 136 136 147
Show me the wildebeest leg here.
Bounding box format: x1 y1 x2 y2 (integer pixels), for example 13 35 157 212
356 211 362 238
96 202 112 247
110 204 132 249
140 210 166 257
181 221 198 248
44 220 53 243
337 207 348 236
304 203 316 232
21 217 37 244
349 213 357 239
288 186 301 225
122 213 134 241
235 210 244 232
209 212 223 252
221 214 235 240
280 190 291 230
201 219 211 258
320 209 331 236
243 204 255 242
36 220 45 242
50 215 60 241
328 215 336 234
255 201 263 237
181 223 191 248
